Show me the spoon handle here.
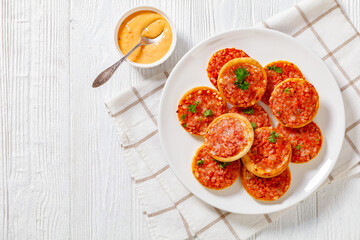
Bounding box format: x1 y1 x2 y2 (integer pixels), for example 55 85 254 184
92 42 142 88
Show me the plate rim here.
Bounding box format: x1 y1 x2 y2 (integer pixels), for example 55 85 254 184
158 27 345 214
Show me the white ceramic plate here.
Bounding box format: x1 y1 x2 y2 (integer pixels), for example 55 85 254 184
158 28 345 214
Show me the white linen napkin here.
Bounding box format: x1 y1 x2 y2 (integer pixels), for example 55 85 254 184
105 0 360 239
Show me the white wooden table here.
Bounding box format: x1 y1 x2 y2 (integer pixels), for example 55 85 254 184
1 0 359 239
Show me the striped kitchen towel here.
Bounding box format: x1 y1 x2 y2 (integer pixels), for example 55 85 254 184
105 0 360 239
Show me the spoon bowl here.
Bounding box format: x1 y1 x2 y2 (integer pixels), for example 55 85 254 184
92 30 164 88
140 31 164 45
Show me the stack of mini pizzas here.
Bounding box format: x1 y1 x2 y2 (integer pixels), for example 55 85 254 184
176 48 322 201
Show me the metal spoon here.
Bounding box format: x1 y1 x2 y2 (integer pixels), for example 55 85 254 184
92 31 164 88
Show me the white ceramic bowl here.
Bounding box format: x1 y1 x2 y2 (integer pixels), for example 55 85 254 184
114 6 177 68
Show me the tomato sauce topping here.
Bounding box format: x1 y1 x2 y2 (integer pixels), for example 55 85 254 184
261 61 303 105
241 165 291 201
244 127 291 176
229 104 272 130
205 115 251 159
177 87 227 136
206 48 249 89
192 145 240 190
269 78 319 128
218 61 267 107
276 122 322 163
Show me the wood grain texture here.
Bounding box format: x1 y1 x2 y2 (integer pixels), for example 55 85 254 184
1 0 359 239
0 0 70 239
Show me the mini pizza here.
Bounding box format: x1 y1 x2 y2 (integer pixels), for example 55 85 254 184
261 60 304 105
269 78 319 128
204 113 254 162
217 58 267 108
241 127 291 178
240 164 291 201
276 122 323 163
177 86 227 136
229 103 272 130
206 48 249 89
192 145 241 190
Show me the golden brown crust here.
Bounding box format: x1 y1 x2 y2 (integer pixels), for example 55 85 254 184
204 113 254 162
177 86 227 136
206 48 250 89
241 127 291 178
276 122 323 164
270 78 319 128
261 60 304 104
240 164 291 201
191 145 240 190
217 58 267 107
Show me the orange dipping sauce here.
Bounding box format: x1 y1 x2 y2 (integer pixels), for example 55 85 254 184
117 11 173 64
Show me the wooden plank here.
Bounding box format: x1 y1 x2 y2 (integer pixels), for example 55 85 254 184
69 0 145 238
0 0 70 239
252 0 298 23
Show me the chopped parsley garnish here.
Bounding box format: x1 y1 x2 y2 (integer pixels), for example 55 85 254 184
316 138 320 141
236 80 250 90
234 68 250 90
203 109 213 118
268 131 279 143
213 159 230 169
197 159 204 166
242 107 254 114
188 101 199 113
296 144 302 150
199 117 202 122
219 162 231 169
181 114 187 120
251 122 257 130
277 111 281 115
218 162 225 169
182 123 187 128
267 65 283 74
284 87 291 94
